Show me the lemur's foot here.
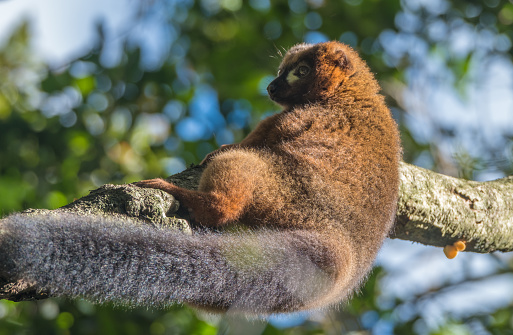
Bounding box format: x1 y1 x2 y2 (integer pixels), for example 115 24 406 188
135 178 176 194
135 178 196 220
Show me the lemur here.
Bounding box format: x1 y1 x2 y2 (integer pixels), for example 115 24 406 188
0 41 401 314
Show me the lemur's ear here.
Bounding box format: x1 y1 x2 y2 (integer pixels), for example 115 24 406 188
334 49 355 75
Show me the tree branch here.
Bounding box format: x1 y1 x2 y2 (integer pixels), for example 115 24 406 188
393 163 513 253
1 162 512 301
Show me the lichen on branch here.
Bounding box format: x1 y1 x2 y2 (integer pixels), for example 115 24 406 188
393 163 513 253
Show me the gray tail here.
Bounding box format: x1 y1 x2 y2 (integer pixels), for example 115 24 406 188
0 213 353 314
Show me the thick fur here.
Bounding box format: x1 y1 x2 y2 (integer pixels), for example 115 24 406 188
0 42 400 314
0 213 350 313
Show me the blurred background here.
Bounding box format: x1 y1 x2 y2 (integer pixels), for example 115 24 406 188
0 0 513 334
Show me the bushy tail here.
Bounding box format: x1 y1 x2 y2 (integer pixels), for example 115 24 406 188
0 213 357 314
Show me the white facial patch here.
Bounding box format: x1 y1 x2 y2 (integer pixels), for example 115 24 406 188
286 70 300 84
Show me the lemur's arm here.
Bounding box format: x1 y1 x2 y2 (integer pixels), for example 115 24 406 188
201 114 286 165
201 112 311 165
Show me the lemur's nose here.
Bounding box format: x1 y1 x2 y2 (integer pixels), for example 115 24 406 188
267 82 277 95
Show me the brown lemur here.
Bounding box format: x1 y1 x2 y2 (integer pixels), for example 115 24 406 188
0 41 400 314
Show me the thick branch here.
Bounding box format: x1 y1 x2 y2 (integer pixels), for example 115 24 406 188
393 163 513 253
1 162 512 301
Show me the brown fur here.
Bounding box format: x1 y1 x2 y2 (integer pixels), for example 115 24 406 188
137 41 401 311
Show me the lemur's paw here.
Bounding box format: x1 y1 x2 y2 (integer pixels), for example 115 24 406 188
134 178 173 191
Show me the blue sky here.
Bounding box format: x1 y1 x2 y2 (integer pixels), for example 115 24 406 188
0 0 135 66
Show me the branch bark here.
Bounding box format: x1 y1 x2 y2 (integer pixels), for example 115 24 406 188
394 163 513 253
1 162 512 301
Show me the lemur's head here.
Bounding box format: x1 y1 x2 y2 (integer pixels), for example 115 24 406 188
267 41 374 110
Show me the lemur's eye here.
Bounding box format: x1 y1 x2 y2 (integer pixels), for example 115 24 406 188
296 65 310 77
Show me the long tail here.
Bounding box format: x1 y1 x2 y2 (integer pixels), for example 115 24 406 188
0 213 357 314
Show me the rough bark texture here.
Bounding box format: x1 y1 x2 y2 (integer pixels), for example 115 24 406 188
1 162 512 301
393 163 513 253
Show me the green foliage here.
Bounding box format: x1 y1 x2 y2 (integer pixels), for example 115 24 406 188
0 300 217 335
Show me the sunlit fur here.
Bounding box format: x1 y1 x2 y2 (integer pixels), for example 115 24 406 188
0 41 401 314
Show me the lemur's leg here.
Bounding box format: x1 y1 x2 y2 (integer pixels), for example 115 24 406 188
136 150 265 227
135 179 250 227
